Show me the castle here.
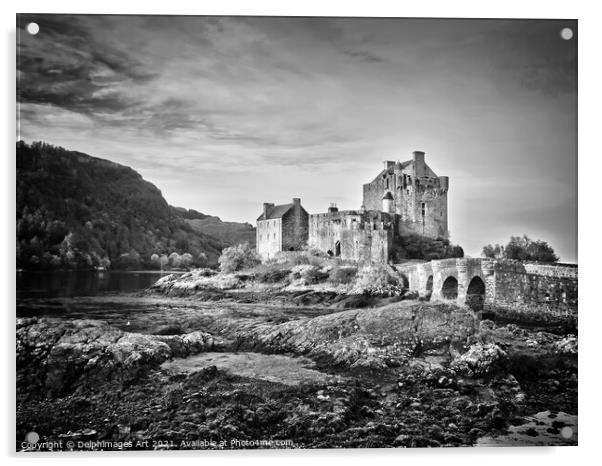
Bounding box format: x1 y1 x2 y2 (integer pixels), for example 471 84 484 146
256 151 448 263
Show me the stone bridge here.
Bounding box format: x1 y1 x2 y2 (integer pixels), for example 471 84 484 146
393 258 578 319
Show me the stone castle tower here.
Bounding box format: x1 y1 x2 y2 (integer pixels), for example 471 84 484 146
260 151 449 263
362 151 449 239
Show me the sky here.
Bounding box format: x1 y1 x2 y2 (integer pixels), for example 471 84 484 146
16 15 577 262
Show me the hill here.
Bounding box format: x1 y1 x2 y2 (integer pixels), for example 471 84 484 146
16 141 249 270
186 216 256 248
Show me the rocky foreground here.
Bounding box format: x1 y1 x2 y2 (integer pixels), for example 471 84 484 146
16 281 577 450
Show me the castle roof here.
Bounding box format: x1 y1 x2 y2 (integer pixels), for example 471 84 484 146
257 203 293 221
395 160 412 170
372 160 412 182
369 158 437 183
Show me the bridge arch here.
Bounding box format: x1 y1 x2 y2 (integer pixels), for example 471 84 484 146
465 276 486 311
399 273 409 290
441 276 458 300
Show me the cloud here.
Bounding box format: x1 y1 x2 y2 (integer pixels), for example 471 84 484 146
17 15 157 117
343 49 384 63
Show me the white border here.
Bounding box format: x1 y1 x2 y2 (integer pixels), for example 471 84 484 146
2 1 600 465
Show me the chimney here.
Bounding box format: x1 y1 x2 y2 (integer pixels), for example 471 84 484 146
292 198 301 217
328 202 338 213
263 202 274 219
413 151 425 177
383 160 395 170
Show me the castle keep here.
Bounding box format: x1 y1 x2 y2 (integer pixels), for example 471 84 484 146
363 151 448 239
256 151 448 263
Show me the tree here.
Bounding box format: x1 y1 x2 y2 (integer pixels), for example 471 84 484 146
482 243 504 259
197 252 208 267
159 254 169 270
218 242 260 273
181 252 194 269
483 235 559 263
169 252 182 268
114 249 141 269
98 256 111 269
16 141 226 270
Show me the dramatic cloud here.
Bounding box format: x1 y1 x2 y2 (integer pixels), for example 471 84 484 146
16 15 577 261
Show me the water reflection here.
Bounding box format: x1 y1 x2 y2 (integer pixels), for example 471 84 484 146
16 270 174 299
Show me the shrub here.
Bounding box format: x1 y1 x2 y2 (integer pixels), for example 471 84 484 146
218 242 261 273
290 264 329 285
304 266 329 284
288 251 312 266
356 264 393 288
328 265 358 285
302 244 328 258
196 268 218 277
396 234 463 261
255 265 291 283
272 251 310 266
354 264 404 295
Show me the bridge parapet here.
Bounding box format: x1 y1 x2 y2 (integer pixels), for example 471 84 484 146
392 258 578 319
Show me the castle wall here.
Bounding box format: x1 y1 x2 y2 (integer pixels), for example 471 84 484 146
309 212 344 253
281 206 309 251
256 218 282 259
340 226 392 263
490 261 578 319
363 178 388 211
309 210 393 263
398 181 448 239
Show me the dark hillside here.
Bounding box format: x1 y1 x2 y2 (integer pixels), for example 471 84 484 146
16 141 225 270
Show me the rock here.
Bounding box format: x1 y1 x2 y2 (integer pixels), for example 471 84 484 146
155 331 226 357
154 324 185 335
451 343 507 378
244 301 477 369
16 317 222 398
553 335 577 355
393 434 410 446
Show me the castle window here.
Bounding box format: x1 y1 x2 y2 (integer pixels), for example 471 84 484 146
385 178 389 189
421 203 426 216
